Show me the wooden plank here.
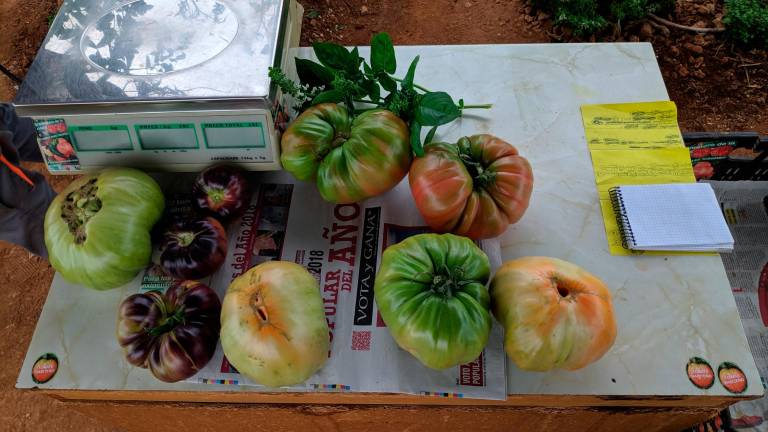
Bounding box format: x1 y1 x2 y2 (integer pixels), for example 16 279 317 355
66 399 727 432
42 388 756 408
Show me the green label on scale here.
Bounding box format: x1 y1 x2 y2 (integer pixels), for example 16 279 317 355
202 122 265 149
136 123 195 130
201 122 261 129
135 123 199 150
70 125 129 132
69 124 133 152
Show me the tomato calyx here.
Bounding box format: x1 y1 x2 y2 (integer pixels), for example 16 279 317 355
172 231 200 248
60 178 102 244
206 187 227 206
331 131 350 148
430 265 469 298
457 138 496 189
148 307 187 337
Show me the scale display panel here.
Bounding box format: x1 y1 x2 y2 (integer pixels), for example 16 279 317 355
70 125 133 152
13 0 304 174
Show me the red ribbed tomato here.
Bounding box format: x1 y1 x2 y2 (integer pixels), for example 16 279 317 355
409 134 533 239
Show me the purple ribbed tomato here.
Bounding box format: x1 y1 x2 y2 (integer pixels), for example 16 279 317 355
116 280 221 383
159 217 227 280
192 164 252 222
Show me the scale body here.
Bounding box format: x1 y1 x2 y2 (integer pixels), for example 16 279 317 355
14 0 303 173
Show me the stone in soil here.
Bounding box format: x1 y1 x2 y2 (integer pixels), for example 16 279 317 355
639 22 654 39
684 42 704 55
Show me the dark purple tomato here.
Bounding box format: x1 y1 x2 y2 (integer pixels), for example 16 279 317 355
117 280 221 382
160 217 227 280
192 165 252 222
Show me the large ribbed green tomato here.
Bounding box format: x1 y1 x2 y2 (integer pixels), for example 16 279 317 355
44 168 164 290
374 233 492 369
280 103 411 203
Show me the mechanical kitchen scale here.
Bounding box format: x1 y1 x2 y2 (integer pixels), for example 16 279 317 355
14 0 303 173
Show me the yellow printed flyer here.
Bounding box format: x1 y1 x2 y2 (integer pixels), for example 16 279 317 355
581 101 684 150
581 100 700 255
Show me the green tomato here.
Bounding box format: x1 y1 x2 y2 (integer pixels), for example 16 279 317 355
374 233 492 369
280 103 411 203
44 168 164 290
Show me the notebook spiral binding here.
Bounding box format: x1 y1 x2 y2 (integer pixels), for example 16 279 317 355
608 187 635 250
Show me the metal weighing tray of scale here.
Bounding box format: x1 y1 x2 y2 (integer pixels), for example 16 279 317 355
14 0 303 174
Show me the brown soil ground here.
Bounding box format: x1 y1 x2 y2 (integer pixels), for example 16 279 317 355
0 0 765 431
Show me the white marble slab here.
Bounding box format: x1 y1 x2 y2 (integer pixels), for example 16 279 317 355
17 43 762 398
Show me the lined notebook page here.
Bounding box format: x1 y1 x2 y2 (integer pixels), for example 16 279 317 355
618 183 734 250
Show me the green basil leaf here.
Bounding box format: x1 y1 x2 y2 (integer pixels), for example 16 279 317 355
348 47 363 73
363 61 373 75
402 55 419 91
415 91 460 126
311 89 344 105
370 33 396 74
424 126 438 145
379 73 397 93
295 58 334 88
363 79 380 101
410 121 423 157
352 81 369 98
313 42 353 70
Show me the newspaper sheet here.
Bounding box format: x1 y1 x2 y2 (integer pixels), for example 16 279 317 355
143 171 507 400
708 181 768 430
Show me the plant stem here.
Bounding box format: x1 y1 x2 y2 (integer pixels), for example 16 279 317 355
460 104 493 110
353 98 383 105
390 77 431 93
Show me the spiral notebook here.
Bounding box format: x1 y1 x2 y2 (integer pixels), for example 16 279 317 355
609 183 734 252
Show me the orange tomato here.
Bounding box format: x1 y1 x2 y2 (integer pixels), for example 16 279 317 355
490 257 617 371
220 261 329 387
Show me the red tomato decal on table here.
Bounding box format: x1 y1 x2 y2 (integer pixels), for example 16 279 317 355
686 357 714 389
31 353 58 384
718 362 747 394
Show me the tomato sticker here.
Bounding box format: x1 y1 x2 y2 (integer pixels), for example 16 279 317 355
686 357 715 389
31 353 58 384
33 119 81 173
718 362 747 394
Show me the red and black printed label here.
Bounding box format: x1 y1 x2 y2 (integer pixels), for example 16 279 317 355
459 353 485 387
33 118 80 172
353 207 381 326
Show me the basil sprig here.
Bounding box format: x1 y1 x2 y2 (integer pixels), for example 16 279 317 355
269 32 491 156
